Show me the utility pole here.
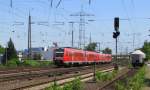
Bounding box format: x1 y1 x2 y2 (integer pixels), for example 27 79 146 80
69 22 75 48
93 58 96 82
5 45 7 64
89 33 92 44
125 47 128 55
133 33 135 50
116 37 118 61
28 13 32 59
94 42 100 53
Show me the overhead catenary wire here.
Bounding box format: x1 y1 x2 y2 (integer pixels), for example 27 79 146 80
121 0 134 32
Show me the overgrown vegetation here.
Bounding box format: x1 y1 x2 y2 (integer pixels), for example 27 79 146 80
6 58 20 67
22 60 40 67
39 61 54 67
0 59 53 68
96 70 118 81
22 60 53 67
141 41 150 60
115 66 146 90
0 45 5 54
45 81 62 90
45 77 83 90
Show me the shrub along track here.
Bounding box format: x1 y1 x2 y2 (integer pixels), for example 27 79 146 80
0 63 113 90
99 68 138 90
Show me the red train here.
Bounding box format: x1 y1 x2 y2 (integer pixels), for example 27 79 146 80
53 47 112 66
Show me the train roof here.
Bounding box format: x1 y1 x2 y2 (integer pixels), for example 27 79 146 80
56 47 79 49
56 47 111 55
131 50 145 55
131 50 146 58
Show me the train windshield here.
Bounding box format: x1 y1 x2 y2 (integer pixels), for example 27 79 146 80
55 48 64 57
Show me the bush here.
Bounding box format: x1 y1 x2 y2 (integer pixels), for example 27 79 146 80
45 81 62 90
96 70 117 81
63 83 72 90
22 60 40 67
0 64 6 68
115 81 126 90
45 77 83 90
71 77 83 90
39 61 53 67
6 58 20 67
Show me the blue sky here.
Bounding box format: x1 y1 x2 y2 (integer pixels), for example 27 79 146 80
0 0 150 53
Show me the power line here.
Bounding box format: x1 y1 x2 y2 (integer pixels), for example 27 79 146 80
121 0 135 32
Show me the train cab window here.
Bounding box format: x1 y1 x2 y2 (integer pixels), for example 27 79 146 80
55 48 64 57
55 52 64 57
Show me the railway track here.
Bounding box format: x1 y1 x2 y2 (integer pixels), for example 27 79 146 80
0 66 58 75
0 64 113 90
18 66 115 90
0 64 112 82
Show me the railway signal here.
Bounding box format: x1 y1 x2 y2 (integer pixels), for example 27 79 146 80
114 17 119 31
113 17 120 39
113 17 120 70
113 31 120 38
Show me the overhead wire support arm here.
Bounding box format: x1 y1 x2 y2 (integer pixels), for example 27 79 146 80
10 0 13 8
56 0 62 8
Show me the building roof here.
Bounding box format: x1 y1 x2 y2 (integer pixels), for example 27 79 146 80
23 47 44 54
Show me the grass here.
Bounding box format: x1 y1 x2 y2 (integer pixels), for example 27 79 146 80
0 59 54 68
128 66 146 90
115 66 146 90
22 60 40 67
96 70 118 81
45 77 83 90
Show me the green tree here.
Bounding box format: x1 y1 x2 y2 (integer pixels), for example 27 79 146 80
0 45 5 54
2 38 18 64
102 47 112 54
84 42 97 51
141 41 150 60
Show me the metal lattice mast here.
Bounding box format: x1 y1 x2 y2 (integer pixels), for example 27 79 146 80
70 7 94 49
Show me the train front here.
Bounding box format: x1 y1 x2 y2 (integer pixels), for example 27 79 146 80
53 48 64 66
